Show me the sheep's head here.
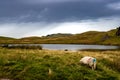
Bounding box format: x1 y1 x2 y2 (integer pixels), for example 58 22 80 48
93 58 96 70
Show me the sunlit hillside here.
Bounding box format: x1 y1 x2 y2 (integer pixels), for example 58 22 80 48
0 29 120 45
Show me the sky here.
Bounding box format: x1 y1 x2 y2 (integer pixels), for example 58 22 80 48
0 0 120 38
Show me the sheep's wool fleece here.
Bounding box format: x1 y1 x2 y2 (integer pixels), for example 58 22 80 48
80 56 95 64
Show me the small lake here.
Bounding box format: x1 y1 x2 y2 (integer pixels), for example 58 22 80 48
1 44 120 51
41 44 120 51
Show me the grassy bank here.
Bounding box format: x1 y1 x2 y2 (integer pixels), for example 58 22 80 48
0 48 120 80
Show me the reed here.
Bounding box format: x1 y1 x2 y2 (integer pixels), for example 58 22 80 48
1 44 42 50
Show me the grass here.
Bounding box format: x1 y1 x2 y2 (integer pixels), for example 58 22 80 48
0 48 120 80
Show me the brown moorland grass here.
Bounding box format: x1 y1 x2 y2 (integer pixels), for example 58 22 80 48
0 48 120 80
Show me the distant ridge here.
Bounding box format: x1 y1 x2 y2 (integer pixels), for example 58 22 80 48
0 29 120 45
44 33 73 38
0 36 16 44
0 36 15 40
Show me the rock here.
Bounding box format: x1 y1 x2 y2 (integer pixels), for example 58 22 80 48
116 27 120 36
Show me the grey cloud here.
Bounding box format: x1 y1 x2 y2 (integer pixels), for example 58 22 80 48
0 0 120 23
0 22 56 38
0 16 120 38
0 0 120 38
107 2 120 10
21 0 102 4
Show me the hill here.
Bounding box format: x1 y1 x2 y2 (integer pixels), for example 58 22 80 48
44 33 73 38
0 36 16 44
103 29 120 45
0 36 15 40
0 29 120 45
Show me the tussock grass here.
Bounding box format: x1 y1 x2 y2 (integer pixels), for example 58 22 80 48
0 48 120 80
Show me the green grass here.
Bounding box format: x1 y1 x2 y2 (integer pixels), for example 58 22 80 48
0 48 120 80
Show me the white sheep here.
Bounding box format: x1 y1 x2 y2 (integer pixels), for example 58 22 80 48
80 56 96 70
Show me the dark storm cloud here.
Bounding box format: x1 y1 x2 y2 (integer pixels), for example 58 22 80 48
1 0 120 38
0 0 120 23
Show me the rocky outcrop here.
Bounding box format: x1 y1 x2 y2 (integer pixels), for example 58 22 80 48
101 34 110 41
116 27 120 36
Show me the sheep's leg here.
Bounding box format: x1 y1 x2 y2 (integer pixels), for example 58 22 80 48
92 66 94 70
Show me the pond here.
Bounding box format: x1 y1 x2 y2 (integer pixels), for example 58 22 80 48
41 44 120 50
1 44 120 51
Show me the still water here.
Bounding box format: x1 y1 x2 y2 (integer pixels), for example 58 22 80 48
1 44 119 51
41 44 120 50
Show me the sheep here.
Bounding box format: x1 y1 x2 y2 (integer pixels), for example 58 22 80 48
80 56 96 70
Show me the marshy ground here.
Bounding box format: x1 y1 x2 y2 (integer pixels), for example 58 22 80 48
0 48 120 80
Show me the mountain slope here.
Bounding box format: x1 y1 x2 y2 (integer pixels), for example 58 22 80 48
0 36 16 44
0 36 15 40
0 29 120 45
102 29 120 45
